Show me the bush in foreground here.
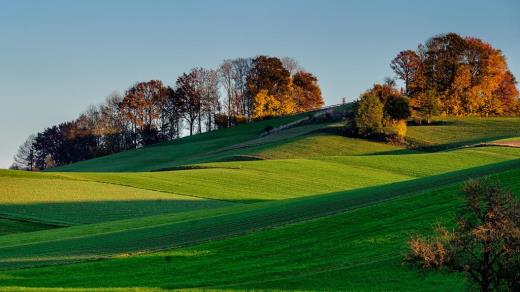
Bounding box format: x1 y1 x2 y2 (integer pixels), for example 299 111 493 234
406 179 520 291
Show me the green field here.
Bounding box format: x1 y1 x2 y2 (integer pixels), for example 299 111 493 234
1 111 520 291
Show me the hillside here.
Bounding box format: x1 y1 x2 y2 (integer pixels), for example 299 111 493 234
1 112 520 291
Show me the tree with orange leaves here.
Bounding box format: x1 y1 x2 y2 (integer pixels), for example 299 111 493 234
291 71 324 112
119 80 167 146
391 33 519 117
406 179 520 291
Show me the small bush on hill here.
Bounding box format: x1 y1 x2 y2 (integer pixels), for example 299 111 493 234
355 94 384 136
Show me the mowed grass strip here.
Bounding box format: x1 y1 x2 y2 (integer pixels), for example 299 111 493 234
0 159 518 271
65 147 520 201
249 132 406 159
0 171 235 225
2 167 520 290
406 117 520 149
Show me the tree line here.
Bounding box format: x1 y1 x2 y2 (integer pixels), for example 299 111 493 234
351 33 519 140
11 56 323 170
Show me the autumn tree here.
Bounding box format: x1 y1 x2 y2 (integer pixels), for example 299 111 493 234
252 89 295 119
406 179 520 291
247 55 291 100
390 50 421 95
384 95 411 121
394 33 519 116
355 94 384 136
247 56 294 119
415 89 441 124
292 71 324 112
119 80 167 146
97 92 132 154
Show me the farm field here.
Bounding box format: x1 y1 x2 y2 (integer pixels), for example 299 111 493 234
0 113 520 291
1 167 519 290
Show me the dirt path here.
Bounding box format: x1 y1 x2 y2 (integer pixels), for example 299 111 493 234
486 141 520 148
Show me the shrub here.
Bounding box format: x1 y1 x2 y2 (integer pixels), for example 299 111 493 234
355 94 384 136
384 95 411 121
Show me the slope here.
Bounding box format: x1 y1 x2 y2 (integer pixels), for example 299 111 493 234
1 165 519 290
0 170 235 225
0 159 518 271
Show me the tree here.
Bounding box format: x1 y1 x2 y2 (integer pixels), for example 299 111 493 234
395 33 520 116
247 55 291 99
161 86 184 140
219 60 234 127
292 71 324 112
355 94 384 136
231 58 253 119
175 71 202 136
384 95 411 121
198 68 220 132
390 50 421 95
281 57 302 76
11 134 36 170
416 90 441 124
119 80 167 146
252 89 294 120
406 179 520 291
98 92 131 154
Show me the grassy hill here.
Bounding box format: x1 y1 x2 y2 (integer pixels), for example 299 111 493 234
1 110 520 291
1 166 519 290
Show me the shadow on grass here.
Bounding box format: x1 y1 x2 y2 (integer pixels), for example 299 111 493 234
0 199 245 226
0 158 518 273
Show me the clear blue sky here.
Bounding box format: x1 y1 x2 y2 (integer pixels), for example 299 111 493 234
0 0 519 168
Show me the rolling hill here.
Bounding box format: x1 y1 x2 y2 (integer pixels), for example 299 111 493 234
1 109 519 291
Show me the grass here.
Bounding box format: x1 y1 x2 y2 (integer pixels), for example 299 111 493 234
52 113 313 172
62 146 520 201
1 113 520 291
1 147 519 225
0 219 57 236
48 115 520 173
0 170 235 225
1 167 519 290
0 159 518 271
406 117 520 149
249 132 406 159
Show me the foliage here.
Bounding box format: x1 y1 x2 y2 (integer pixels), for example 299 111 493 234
390 119 407 141
252 90 295 120
355 94 384 136
15 56 323 170
384 95 411 121
291 71 324 112
247 55 291 99
391 33 520 117
415 89 441 124
406 179 520 291
390 49 422 95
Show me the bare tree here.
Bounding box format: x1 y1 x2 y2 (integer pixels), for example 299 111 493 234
232 58 253 119
198 68 220 132
176 71 202 136
281 57 302 76
11 134 36 170
219 60 234 127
